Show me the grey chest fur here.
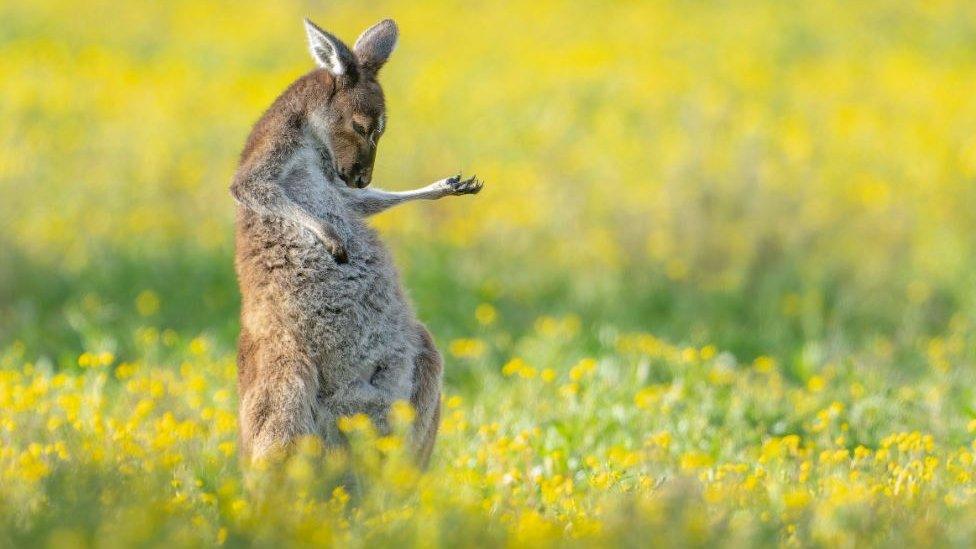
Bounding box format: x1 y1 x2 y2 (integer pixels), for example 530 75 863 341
238 194 418 402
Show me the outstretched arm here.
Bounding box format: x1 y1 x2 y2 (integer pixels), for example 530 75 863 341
342 174 483 217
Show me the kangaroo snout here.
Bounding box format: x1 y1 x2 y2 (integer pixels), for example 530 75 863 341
354 168 372 188
336 165 371 188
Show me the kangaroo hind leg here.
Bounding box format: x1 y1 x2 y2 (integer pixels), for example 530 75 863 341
409 324 443 469
238 349 320 462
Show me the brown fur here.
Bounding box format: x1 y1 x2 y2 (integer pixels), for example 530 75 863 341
231 19 482 468
410 325 444 469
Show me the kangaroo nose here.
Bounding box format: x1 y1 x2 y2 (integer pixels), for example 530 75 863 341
357 172 371 188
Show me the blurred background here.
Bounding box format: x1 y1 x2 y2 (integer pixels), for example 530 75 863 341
1 0 975 386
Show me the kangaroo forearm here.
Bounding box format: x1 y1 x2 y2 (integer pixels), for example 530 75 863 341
230 176 347 255
343 183 447 217
232 177 314 229
342 175 483 217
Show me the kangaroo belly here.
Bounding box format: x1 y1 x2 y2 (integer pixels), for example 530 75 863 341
236 214 419 398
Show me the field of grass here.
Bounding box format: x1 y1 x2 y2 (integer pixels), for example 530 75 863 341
2 0 976 546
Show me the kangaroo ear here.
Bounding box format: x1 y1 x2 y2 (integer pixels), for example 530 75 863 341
353 19 398 77
304 18 357 79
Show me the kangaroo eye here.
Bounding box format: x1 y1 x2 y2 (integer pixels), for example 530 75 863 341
352 122 367 137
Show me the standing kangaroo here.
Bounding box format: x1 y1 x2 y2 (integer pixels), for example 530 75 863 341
231 18 482 467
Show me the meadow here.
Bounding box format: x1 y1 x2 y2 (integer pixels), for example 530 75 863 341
1 0 976 546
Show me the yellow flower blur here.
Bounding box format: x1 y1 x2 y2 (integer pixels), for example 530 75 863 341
2 0 976 545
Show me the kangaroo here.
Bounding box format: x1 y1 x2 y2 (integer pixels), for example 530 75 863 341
231 18 482 468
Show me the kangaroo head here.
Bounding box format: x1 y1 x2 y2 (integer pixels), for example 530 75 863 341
304 18 398 188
